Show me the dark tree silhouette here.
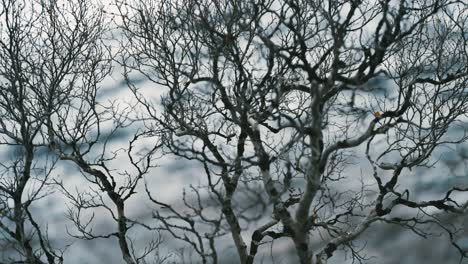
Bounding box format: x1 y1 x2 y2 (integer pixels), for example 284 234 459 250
1 0 468 263
0 0 108 262
118 0 468 263
0 1 162 263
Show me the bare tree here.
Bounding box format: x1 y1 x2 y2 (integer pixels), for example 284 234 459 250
40 3 164 264
1 0 467 263
0 0 107 262
0 0 162 263
118 0 468 263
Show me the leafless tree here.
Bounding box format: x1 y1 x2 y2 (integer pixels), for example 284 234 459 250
1 0 468 263
0 0 105 262
39 3 164 264
0 0 165 263
118 0 468 263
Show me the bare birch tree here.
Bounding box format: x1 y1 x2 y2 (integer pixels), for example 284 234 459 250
118 0 468 263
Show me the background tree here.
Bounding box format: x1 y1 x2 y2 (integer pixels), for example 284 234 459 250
0 0 108 262
0 0 164 263
39 2 163 264
118 0 468 263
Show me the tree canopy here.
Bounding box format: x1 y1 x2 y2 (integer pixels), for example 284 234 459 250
0 0 468 263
